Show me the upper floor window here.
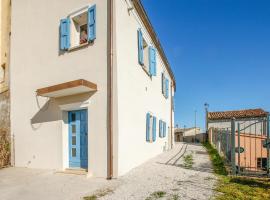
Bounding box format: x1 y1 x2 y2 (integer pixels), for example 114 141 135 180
138 29 156 77
162 72 169 99
60 5 96 51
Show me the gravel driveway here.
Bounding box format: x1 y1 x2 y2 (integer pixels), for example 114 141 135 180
87 142 217 200
0 143 217 200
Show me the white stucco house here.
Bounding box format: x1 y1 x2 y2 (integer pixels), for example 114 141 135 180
9 0 176 178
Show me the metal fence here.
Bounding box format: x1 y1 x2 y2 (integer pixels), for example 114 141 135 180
209 116 270 177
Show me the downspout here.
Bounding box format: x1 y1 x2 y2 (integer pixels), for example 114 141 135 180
170 82 173 149
107 0 114 179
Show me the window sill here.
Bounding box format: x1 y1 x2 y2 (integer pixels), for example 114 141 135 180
68 42 89 51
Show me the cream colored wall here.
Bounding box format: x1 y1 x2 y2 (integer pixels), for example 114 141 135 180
10 0 109 177
115 0 175 176
0 0 11 92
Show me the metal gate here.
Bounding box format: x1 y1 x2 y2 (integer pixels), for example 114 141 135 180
209 116 270 177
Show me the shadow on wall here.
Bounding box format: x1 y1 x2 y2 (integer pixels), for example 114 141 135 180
30 92 95 130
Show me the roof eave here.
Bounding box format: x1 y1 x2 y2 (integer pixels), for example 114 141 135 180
132 0 176 91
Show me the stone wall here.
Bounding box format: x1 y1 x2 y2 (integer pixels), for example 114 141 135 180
0 91 10 168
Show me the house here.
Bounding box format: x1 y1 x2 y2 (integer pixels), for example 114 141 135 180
9 0 176 178
174 127 203 143
207 108 269 172
0 0 11 168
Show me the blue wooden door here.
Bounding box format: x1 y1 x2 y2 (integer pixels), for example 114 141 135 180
68 110 88 169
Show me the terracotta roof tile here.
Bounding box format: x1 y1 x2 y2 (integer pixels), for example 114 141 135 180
208 108 268 120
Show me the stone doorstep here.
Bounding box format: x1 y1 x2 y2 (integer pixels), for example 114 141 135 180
56 168 87 175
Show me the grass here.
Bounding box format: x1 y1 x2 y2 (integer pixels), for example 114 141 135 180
83 196 97 200
202 142 227 176
183 153 194 169
145 191 166 200
171 194 180 200
83 188 113 200
203 142 270 200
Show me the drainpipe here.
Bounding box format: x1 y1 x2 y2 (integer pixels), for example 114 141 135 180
107 0 114 179
170 82 173 149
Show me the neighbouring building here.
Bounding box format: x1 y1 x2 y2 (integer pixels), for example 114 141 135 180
208 108 269 171
0 0 11 168
10 0 176 178
174 127 204 143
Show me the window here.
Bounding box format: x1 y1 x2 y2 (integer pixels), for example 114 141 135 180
146 113 156 142
257 158 267 170
159 120 166 138
60 5 96 51
162 72 169 99
138 29 156 76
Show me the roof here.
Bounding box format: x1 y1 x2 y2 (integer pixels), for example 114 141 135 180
133 0 176 91
208 108 268 121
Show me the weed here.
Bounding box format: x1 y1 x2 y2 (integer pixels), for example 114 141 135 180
171 194 180 200
145 191 167 199
183 154 194 169
83 188 113 200
83 195 97 200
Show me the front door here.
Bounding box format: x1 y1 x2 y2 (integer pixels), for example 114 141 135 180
68 109 88 169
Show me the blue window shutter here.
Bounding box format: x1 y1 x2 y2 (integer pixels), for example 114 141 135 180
165 78 169 98
146 113 150 142
149 47 157 76
159 120 162 137
138 29 144 65
88 5 96 42
153 116 156 142
60 18 70 50
163 122 167 137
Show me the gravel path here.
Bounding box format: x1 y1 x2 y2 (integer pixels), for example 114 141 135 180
86 142 217 200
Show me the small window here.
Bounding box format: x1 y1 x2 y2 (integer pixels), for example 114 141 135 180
146 113 156 142
71 113 76 122
161 72 169 99
142 38 150 74
60 5 96 51
72 148 76 157
159 120 166 138
137 29 156 76
257 158 267 170
70 11 88 47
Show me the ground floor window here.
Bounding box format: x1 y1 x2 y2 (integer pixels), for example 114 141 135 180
257 158 267 170
146 113 156 143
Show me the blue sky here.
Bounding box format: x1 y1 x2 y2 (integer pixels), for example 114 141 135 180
142 0 270 131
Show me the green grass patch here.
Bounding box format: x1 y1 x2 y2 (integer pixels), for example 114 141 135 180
83 196 97 200
202 142 227 176
83 188 113 200
183 153 194 169
171 194 180 200
145 191 166 199
203 142 270 200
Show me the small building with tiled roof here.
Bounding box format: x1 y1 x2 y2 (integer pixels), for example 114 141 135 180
207 108 269 172
208 108 268 122
207 108 268 131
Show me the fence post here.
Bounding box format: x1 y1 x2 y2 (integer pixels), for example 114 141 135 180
231 118 236 175
237 123 241 175
267 114 270 176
